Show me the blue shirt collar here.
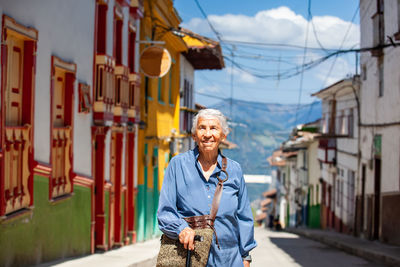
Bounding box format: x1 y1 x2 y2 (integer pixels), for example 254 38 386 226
193 146 223 172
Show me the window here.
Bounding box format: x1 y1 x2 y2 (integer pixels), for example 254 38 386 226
180 79 193 133
336 111 344 135
371 0 384 56
169 65 174 105
396 0 400 40
128 19 137 73
96 2 108 54
321 113 329 134
114 4 123 65
1 15 37 216
348 109 354 137
362 64 367 80
157 77 163 103
378 57 384 97
347 170 355 221
50 56 76 199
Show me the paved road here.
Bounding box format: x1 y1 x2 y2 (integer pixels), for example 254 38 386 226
252 227 387 267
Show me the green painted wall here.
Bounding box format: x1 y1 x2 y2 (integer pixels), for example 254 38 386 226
135 144 162 242
136 185 157 241
308 204 321 229
136 184 145 242
0 175 91 267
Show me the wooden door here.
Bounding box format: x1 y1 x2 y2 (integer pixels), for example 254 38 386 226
109 133 117 248
94 133 106 250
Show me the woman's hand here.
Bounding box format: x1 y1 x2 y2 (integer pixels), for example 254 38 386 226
179 227 196 250
243 260 250 267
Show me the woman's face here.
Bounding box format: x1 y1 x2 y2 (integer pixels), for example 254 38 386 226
193 117 225 154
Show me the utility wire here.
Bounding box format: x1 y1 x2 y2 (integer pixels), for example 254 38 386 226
294 0 312 126
305 3 360 122
309 1 329 53
193 0 223 41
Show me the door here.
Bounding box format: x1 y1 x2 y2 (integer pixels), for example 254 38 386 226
373 158 381 240
94 131 106 250
153 147 159 234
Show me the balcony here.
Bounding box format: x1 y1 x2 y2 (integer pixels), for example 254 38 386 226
93 54 115 123
3 125 32 215
318 138 336 164
130 0 144 19
128 72 141 123
51 127 72 199
114 65 130 123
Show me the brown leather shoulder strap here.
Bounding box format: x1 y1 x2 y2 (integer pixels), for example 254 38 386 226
209 156 228 221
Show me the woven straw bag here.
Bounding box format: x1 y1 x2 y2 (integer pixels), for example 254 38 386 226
156 228 213 267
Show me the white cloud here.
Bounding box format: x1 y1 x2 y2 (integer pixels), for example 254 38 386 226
182 6 359 49
315 56 355 86
226 66 257 84
197 84 222 94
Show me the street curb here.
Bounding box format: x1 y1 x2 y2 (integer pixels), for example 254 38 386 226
286 229 400 267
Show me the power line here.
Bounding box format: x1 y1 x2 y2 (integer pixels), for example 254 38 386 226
221 39 340 51
304 3 360 123
294 0 312 126
195 91 321 113
309 1 329 53
193 0 223 41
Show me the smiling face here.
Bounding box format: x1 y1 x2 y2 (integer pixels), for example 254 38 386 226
192 117 226 155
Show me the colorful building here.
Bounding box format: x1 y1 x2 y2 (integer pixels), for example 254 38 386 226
135 0 187 242
0 0 144 265
312 77 359 233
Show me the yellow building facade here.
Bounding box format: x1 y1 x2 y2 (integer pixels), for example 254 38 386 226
136 0 187 241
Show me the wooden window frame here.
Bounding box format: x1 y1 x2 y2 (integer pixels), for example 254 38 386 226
128 19 137 73
113 3 124 65
0 15 38 217
96 2 108 54
49 56 76 200
78 83 92 113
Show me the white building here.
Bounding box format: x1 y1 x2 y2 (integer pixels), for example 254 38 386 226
312 77 359 233
358 0 400 245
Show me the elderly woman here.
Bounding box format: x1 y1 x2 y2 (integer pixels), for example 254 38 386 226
157 109 256 267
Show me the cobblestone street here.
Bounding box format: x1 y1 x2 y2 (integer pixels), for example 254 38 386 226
252 227 387 267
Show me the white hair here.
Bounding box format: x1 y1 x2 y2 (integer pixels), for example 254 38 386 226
191 109 229 135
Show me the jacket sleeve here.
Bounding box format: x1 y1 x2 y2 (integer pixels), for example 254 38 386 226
236 165 257 257
157 158 189 239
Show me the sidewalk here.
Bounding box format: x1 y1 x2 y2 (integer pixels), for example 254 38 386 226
286 227 400 267
37 238 160 267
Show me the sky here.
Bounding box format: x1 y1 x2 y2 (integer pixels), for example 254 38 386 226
174 0 360 106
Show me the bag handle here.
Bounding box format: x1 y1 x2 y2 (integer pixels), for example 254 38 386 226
209 155 228 221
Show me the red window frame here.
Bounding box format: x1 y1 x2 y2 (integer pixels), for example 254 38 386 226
49 56 76 200
0 15 38 217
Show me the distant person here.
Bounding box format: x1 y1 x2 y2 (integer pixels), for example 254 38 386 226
157 108 257 266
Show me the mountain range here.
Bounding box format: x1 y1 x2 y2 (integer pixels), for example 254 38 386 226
211 99 322 174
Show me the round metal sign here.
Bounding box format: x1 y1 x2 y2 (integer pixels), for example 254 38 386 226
139 46 172 78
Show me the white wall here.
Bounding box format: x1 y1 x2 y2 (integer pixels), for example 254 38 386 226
0 0 95 177
360 0 400 195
